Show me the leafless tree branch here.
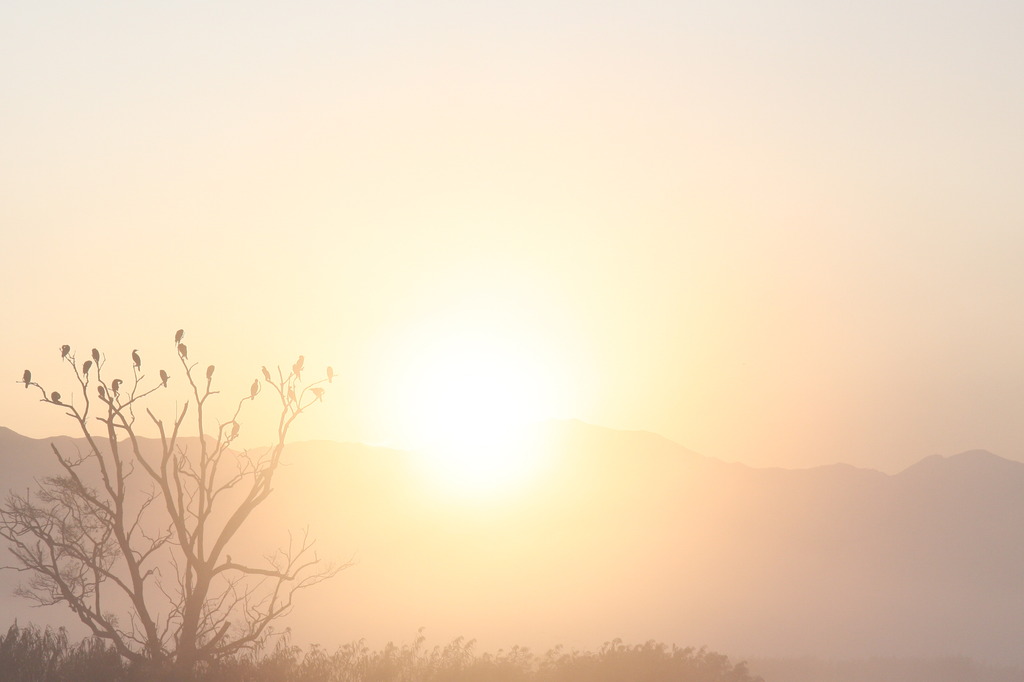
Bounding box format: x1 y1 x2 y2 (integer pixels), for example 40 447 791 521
2 335 343 676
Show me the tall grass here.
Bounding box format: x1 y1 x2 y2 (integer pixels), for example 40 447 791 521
0 623 762 682
0 622 123 682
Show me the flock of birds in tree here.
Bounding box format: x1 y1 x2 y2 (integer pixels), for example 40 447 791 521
18 329 335 408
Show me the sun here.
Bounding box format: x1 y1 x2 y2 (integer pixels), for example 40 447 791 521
389 328 559 496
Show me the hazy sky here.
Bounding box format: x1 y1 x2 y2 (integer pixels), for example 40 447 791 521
2 0 1023 472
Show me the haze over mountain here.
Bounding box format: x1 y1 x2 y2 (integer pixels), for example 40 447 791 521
2 421 1022 669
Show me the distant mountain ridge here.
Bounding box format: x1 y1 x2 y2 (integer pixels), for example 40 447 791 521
1 421 1023 669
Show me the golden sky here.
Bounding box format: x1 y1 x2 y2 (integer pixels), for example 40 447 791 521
2 0 1023 472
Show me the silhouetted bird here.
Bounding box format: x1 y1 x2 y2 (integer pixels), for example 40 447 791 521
230 422 239 439
98 386 106 399
250 379 259 400
178 343 188 359
206 365 215 380
91 348 100 362
293 355 305 379
261 366 271 381
51 392 61 404
60 344 70 358
288 386 296 403
175 329 184 345
311 387 324 402
132 349 141 369
160 369 169 387
82 360 92 375
22 369 31 388
327 366 334 383
111 379 122 394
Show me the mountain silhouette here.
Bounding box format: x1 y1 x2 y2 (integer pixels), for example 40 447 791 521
1 421 1023 667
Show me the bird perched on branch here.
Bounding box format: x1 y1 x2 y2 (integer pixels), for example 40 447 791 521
178 343 188 359
50 392 61 404
206 365 215 380
60 344 70 358
327 366 334 384
250 380 259 400
22 370 31 388
175 329 185 345
160 369 169 387
311 387 324 402
111 379 122 395
293 356 304 379
91 348 100 363
261 366 271 381
132 349 141 369
82 360 92 375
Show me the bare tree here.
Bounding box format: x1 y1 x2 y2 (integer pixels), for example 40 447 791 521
1 332 345 677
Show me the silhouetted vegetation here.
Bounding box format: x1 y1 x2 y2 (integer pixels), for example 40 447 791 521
2 335 340 678
0 623 123 682
0 623 762 682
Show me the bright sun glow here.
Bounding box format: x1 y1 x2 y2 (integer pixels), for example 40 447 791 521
389 327 559 497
